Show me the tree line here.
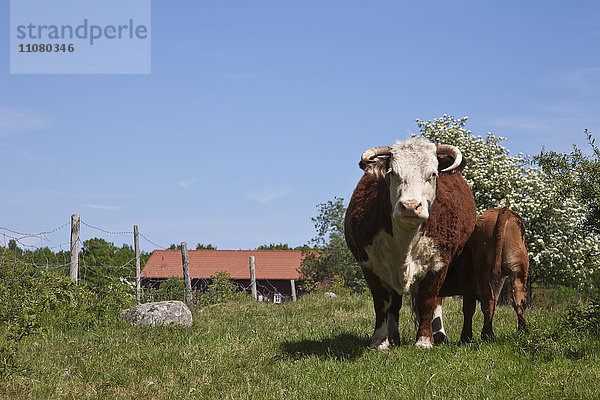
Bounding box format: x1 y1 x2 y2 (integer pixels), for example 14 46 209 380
1 237 313 291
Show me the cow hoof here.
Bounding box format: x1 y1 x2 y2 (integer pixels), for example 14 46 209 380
459 336 473 345
481 331 495 342
433 332 447 344
415 336 433 349
518 322 528 333
370 338 390 350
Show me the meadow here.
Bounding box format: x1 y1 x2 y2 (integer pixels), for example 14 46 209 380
2 291 599 400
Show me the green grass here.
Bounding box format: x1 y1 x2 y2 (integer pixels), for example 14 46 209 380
2 294 599 399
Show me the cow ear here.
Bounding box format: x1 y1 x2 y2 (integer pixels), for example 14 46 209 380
437 155 468 172
361 156 390 179
360 154 390 171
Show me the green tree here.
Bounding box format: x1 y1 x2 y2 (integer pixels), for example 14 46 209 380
535 129 600 234
81 238 118 266
256 243 291 250
112 244 135 266
79 238 138 290
535 130 600 298
2 240 72 277
256 243 315 251
299 197 365 292
196 243 217 250
7 240 21 255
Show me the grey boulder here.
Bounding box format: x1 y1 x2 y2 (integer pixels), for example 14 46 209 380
120 300 193 328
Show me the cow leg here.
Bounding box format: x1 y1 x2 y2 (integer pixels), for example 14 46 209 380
363 269 392 349
370 291 391 349
387 291 402 345
510 269 528 333
415 296 436 348
460 294 476 343
432 297 447 344
480 282 496 342
413 279 437 348
414 268 448 349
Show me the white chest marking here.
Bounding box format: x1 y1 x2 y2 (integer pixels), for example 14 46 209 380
364 222 443 294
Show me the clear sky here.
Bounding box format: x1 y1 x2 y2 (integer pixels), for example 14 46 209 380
2 1 600 252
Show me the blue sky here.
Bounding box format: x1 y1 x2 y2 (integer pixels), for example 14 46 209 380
2 1 600 252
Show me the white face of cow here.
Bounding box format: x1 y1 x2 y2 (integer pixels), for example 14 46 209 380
387 139 438 222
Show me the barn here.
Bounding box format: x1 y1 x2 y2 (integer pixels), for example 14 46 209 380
141 249 304 301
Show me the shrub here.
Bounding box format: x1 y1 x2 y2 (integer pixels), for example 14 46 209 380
157 277 186 301
565 300 600 334
140 278 187 303
516 299 600 361
198 271 239 306
319 275 350 297
300 197 367 294
0 262 134 377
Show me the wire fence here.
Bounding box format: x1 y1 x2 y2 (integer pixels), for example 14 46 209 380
1 217 586 309
0 216 298 305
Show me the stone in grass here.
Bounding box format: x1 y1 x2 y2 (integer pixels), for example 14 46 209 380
324 292 337 298
120 300 193 328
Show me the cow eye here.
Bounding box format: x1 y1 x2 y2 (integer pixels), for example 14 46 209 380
427 172 438 182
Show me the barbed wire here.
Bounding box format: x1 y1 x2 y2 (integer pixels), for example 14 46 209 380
0 221 70 238
80 220 133 236
224 263 253 280
139 232 167 250
0 221 70 250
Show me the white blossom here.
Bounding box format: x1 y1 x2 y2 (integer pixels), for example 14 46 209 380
416 115 600 289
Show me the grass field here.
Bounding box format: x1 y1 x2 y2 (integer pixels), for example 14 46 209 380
2 293 599 399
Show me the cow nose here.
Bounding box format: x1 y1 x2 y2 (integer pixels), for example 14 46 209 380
400 200 423 216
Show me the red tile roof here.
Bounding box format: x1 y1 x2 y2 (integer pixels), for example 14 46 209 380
141 250 304 280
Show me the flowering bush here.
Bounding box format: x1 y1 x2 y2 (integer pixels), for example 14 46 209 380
416 115 600 291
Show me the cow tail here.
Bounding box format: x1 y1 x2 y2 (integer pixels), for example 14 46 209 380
410 290 419 331
492 208 510 286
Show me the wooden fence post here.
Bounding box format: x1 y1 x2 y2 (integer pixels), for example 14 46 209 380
181 242 192 304
249 256 257 299
70 214 80 283
290 279 297 302
134 225 141 304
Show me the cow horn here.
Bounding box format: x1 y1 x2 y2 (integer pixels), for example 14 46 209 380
436 144 463 172
361 146 392 164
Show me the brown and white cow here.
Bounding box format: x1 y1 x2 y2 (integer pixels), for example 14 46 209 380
345 138 476 348
440 207 529 342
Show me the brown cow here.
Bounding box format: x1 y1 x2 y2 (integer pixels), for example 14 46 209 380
440 207 529 342
345 138 476 348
